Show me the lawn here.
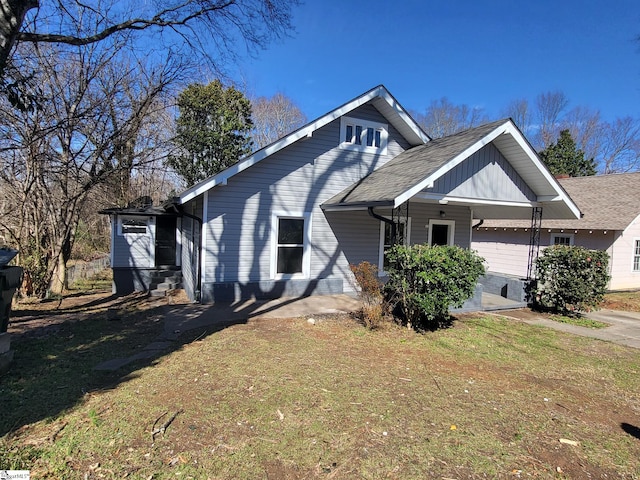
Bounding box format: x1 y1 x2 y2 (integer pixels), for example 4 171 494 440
1 290 639 479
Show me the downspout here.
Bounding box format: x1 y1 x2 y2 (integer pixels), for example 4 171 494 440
368 206 396 243
170 203 203 302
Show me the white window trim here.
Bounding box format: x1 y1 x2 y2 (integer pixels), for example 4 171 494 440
339 116 388 155
633 238 640 273
378 217 411 276
427 219 455 246
270 212 312 279
117 215 149 236
551 233 574 246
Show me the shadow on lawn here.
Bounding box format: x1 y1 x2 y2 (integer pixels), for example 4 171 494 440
1 290 329 438
621 423 640 440
0 293 252 438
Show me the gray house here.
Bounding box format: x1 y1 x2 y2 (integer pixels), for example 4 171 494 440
103 85 580 304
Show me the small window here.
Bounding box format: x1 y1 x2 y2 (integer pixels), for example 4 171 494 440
345 124 353 143
339 116 388 154
552 234 574 246
119 217 147 235
634 240 640 272
354 125 362 145
366 127 374 147
378 218 410 273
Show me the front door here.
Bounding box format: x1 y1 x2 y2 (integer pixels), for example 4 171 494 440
155 216 177 266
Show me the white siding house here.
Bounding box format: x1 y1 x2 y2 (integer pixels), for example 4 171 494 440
472 173 640 291
104 85 581 304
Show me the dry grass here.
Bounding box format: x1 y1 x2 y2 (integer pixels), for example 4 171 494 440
603 291 640 312
1 293 640 479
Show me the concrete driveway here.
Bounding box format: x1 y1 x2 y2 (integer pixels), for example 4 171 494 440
494 308 640 350
581 309 640 349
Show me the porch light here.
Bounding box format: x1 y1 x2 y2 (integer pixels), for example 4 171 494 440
439 210 446 218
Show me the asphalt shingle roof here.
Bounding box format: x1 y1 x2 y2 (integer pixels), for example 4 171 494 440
322 119 510 208
480 172 640 231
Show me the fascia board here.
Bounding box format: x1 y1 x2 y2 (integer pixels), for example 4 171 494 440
180 86 409 205
502 122 581 219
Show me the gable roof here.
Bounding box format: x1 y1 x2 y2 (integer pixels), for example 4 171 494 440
322 119 508 208
479 173 640 231
178 85 430 204
322 119 581 220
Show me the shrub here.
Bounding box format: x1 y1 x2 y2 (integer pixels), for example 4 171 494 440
384 244 485 330
533 245 609 314
349 261 385 329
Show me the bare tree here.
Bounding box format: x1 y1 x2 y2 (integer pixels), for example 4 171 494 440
501 98 533 137
561 106 602 162
599 117 640 173
535 90 569 148
251 92 307 149
0 39 182 295
0 0 299 77
415 97 487 139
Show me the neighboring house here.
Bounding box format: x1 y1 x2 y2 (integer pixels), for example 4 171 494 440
102 85 580 306
472 173 640 291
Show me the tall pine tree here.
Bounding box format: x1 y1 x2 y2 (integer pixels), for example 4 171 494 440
539 129 597 177
167 80 253 187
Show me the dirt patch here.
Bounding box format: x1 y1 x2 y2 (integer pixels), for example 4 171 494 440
9 290 189 340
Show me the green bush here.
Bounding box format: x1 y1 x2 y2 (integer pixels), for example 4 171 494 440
533 245 609 314
384 244 485 330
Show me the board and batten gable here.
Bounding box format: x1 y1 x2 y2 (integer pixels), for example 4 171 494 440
197 103 414 301
427 143 536 203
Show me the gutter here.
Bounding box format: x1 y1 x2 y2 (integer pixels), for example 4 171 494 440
368 206 396 244
472 219 484 229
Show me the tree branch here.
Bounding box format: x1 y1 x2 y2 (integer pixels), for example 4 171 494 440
16 1 235 46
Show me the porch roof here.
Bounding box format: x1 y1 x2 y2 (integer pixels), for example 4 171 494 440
321 119 581 220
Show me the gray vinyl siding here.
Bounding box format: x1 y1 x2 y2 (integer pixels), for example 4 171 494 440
111 215 153 268
201 104 411 291
369 203 472 248
430 144 536 202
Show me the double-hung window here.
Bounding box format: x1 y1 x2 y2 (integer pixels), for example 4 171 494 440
634 239 640 272
272 213 311 277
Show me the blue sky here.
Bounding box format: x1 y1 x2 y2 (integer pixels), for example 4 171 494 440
235 0 640 123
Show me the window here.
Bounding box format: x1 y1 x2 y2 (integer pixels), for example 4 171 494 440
271 213 311 277
634 240 640 272
340 116 388 154
118 216 148 235
552 234 574 246
378 218 410 273
427 220 455 246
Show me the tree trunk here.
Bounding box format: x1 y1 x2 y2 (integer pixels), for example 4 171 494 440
49 252 66 295
0 0 38 75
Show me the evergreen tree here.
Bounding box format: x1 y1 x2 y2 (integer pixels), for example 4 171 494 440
539 129 597 177
167 80 253 187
